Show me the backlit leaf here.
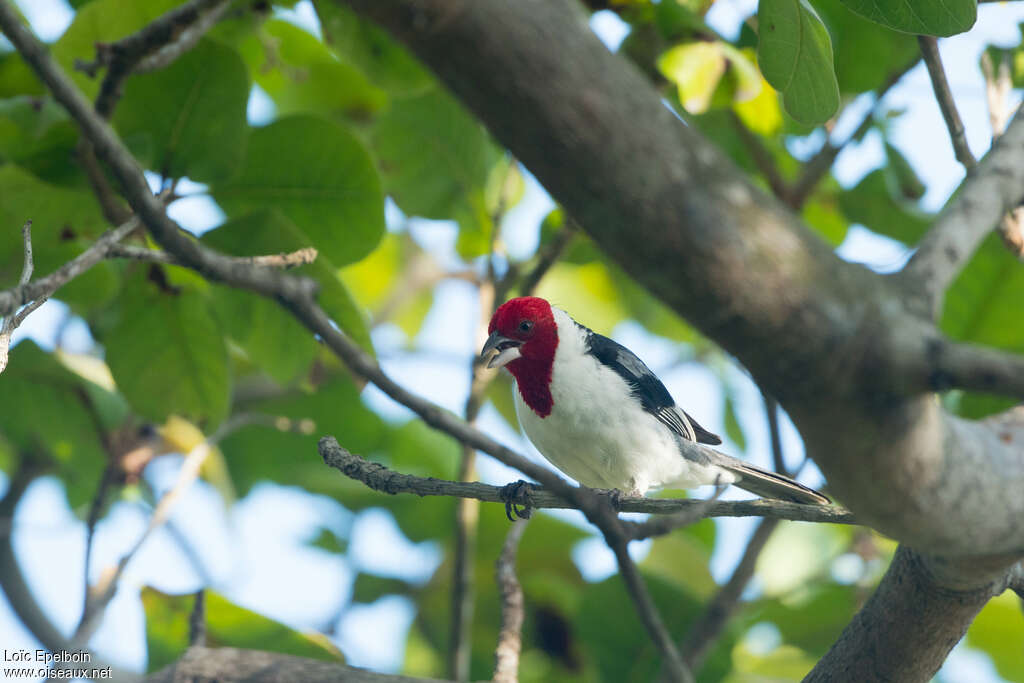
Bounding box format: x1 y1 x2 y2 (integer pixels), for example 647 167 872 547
758 0 840 125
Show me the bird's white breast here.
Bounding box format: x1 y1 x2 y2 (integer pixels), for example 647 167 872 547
513 308 732 495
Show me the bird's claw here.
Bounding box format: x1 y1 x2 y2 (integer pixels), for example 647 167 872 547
597 487 625 512
499 480 536 521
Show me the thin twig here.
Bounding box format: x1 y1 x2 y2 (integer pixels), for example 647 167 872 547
71 413 271 645
787 57 918 209
107 244 319 269
189 590 207 646
609 533 694 683
902 105 1024 316
75 0 232 118
626 483 727 541
80 463 117 636
0 218 139 319
493 519 528 683
759 387 789 477
981 51 1024 259
919 36 976 168
680 518 779 669
318 439 856 524
450 275 497 682
1 221 41 373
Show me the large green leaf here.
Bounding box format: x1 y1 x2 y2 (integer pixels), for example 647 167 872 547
751 583 859 657
52 0 187 98
371 88 498 220
838 168 932 245
813 0 918 95
942 232 1024 417
104 276 229 427
0 164 118 311
312 0 432 95
0 341 109 509
942 234 1024 352
966 591 1024 683
757 0 840 125
201 209 374 356
837 0 975 36
0 96 82 186
216 377 385 496
113 39 249 183
234 19 387 121
142 587 344 673
212 115 385 266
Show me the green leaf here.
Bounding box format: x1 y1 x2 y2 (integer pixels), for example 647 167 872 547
659 42 728 115
966 591 1024 682
838 168 931 245
212 115 385 266
312 0 432 94
752 583 859 657
802 184 849 246
757 0 840 125
113 39 249 183
351 573 414 604
942 233 1024 353
306 526 348 555
246 20 387 121
142 587 344 673
883 142 926 201
104 276 230 426
216 377 385 496
837 0 975 36
0 96 82 185
202 209 374 356
341 233 433 340
371 88 499 220
0 164 118 311
813 0 918 94
209 284 317 385
0 341 108 509
52 0 187 98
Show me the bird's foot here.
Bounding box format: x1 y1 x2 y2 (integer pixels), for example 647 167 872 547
595 487 626 512
499 480 536 521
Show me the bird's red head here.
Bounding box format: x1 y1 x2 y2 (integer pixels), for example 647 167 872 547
482 296 558 416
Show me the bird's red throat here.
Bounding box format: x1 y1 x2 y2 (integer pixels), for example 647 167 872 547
507 354 555 418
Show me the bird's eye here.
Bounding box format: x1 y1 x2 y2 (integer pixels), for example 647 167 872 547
518 320 534 333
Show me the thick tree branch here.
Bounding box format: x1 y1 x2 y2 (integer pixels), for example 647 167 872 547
493 519 528 683
146 646 449 683
807 546 1005 682
317 438 855 525
903 105 1024 314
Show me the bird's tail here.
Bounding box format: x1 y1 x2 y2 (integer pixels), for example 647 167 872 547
721 460 830 505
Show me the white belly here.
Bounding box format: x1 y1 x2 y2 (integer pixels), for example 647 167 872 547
512 357 732 495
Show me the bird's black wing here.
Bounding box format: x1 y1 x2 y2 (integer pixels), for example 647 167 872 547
580 324 722 445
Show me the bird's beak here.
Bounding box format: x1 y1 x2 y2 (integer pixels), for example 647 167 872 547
481 332 523 369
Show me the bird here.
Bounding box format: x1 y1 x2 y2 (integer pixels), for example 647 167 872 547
481 296 828 506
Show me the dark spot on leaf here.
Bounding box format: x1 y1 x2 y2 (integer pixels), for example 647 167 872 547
534 605 579 671
147 264 180 295
59 225 75 241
